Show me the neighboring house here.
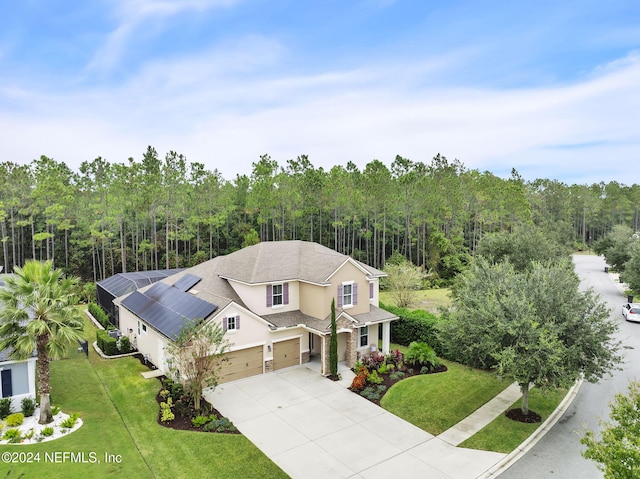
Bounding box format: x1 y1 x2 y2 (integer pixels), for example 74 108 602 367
0 274 37 411
0 348 37 411
115 241 398 383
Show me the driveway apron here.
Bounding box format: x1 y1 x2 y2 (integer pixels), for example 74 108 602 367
204 366 505 479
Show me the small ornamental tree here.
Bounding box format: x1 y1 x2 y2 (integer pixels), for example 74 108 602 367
381 253 424 308
329 298 338 377
165 320 229 413
582 381 640 478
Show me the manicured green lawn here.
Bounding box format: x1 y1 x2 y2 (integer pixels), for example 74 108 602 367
380 288 452 313
380 359 511 435
460 387 569 453
6 317 288 479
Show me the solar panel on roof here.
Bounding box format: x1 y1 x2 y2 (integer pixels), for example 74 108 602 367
121 282 217 339
174 274 201 292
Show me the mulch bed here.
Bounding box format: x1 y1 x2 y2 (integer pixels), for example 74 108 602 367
505 408 542 423
132 353 239 433
154 390 239 433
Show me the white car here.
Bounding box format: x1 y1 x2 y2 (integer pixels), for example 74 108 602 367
622 303 640 322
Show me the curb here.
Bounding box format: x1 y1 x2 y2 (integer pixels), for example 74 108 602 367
477 377 584 478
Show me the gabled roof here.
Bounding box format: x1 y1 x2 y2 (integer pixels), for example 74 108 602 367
216 241 385 285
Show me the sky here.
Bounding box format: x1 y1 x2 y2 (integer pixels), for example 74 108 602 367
1 0 639 185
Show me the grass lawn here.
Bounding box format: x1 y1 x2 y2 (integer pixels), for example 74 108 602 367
380 359 511 435
459 387 569 453
380 288 452 313
5 317 288 479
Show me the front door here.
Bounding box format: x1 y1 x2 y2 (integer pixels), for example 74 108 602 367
1 369 12 397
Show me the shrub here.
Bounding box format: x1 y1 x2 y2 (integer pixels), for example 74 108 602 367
40 426 54 437
350 374 367 393
5 413 24 427
405 341 441 371
119 336 131 353
380 302 443 354
363 351 385 370
203 417 237 433
420 366 430 374
191 415 214 428
24 429 34 439
161 378 185 402
0 398 13 419
60 413 80 429
98 331 118 356
3 428 21 441
52 406 61 416
378 362 388 374
367 370 383 385
21 397 36 417
387 349 405 366
360 385 387 401
389 371 405 381
88 302 112 329
160 398 175 422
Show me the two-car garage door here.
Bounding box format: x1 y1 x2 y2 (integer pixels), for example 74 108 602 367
218 345 264 384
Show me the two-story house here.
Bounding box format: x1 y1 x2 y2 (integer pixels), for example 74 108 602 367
115 241 398 383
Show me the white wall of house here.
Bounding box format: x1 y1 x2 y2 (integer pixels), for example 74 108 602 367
208 304 272 352
0 357 36 412
116 303 170 373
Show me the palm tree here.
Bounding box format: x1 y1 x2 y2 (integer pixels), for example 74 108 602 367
0 260 85 424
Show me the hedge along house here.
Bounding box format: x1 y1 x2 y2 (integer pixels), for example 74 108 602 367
114 241 398 383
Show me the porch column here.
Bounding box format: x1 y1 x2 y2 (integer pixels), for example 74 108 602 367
381 321 391 354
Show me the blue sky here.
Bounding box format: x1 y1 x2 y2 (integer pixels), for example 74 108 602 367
1 1 639 184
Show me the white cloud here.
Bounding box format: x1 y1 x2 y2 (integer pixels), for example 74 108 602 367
1 40 639 185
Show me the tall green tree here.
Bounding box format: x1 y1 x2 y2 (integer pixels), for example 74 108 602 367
476 224 570 270
0 260 85 424
582 381 640 479
594 225 636 272
439 258 621 416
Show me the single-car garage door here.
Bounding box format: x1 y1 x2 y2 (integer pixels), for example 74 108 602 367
219 345 264 384
273 338 300 370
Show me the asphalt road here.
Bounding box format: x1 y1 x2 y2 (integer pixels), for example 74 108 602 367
499 254 640 479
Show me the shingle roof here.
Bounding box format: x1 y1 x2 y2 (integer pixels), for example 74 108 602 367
215 241 385 285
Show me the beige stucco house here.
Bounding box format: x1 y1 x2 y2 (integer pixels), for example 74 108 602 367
115 241 398 383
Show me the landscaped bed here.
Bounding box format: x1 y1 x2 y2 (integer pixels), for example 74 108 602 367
348 343 448 405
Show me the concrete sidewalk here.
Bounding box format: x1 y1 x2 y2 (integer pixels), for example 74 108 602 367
438 383 523 446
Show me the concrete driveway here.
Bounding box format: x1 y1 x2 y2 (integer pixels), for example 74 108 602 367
203 366 505 479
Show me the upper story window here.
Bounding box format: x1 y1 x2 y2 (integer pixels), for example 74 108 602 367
343 283 353 307
223 315 240 332
267 283 289 307
338 282 358 308
369 282 374 299
272 284 283 306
